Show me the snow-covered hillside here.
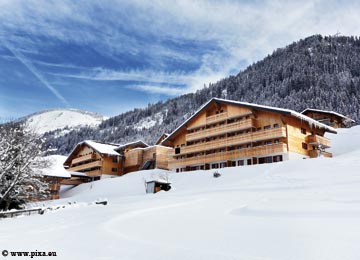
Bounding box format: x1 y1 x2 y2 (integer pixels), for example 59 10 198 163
24 109 105 135
1 126 360 260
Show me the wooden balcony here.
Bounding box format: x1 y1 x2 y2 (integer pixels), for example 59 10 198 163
85 169 103 177
186 118 256 142
308 150 332 158
206 112 228 124
178 127 286 155
169 143 287 168
68 160 102 172
306 135 331 148
71 154 96 165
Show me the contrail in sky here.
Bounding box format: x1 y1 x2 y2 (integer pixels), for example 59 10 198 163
1 40 70 107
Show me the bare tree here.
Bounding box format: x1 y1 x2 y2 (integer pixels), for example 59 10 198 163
0 122 49 211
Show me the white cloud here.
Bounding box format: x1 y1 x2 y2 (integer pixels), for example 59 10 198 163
1 0 360 97
129 85 185 96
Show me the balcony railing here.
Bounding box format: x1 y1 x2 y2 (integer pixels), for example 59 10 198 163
306 135 331 148
71 154 96 165
206 112 228 124
177 127 286 155
68 160 102 172
169 143 287 168
308 150 332 158
186 118 256 142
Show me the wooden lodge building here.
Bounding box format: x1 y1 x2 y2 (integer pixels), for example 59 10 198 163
63 140 171 180
63 140 123 178
301 108 355 128
161 98 337 172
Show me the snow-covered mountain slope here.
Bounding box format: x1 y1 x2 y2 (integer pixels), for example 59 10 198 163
1 126 360 260
23 109 105 135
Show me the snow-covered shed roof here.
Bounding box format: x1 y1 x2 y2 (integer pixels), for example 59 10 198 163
301 108 355 122
163 98 337 144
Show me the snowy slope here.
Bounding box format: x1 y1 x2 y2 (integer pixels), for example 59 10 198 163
1 126 360 260
24 109 105 134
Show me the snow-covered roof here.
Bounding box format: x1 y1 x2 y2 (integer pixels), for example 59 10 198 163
115 140 149 151
69 171 98 177
40 155 71 178
84 140 120 156
301 108 355 122
147 178 171 184
163 98 337 144
64 140 121 166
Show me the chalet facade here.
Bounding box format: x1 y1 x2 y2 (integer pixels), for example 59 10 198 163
162 98 337 172
63 140 171 180
301 108 355 128
63 140 123 178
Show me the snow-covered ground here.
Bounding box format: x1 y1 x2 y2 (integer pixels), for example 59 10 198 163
1 126 360 260
25 109 105 134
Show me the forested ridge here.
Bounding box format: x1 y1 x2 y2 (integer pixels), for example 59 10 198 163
43 35 360 155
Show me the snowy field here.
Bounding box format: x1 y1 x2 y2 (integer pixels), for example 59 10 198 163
1 127 360 260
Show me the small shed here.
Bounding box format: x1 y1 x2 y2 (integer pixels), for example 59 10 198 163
146 179 171 194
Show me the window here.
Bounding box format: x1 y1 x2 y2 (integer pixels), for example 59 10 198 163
112 157 118 163
273 123 279 128
265 140 272 145
247 159 252 165
175 147 181 154
264 125 271 130
274 139 279 144
238 160 244 166
212 163 219 169
273 155 283 162
111 168 118 172
245 115 250 119
246 144 251 148
301 128 306 135
257 127 262 131
259 156 273 164
302 142 308 150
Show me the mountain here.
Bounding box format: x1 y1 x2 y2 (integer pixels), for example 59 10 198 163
22 109 105 135
44 35 360 155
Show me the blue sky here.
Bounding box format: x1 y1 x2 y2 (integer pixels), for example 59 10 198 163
1 0 360 120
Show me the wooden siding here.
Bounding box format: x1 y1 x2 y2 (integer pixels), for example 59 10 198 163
186 118 256 142
175 127 287 155
306 134 331 148
169 143 287 168
68 160 102 172
124 149 143 168
309 150 333 158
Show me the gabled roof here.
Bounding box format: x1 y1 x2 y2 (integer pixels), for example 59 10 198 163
301 108 355 122
64 140 121 166
155 133 169 145
115 140 149 151
162 98 337 144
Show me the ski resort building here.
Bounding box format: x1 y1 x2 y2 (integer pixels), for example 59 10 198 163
63 140 123 178
301 108 355 128
161 98 337 172
63 140 170 179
